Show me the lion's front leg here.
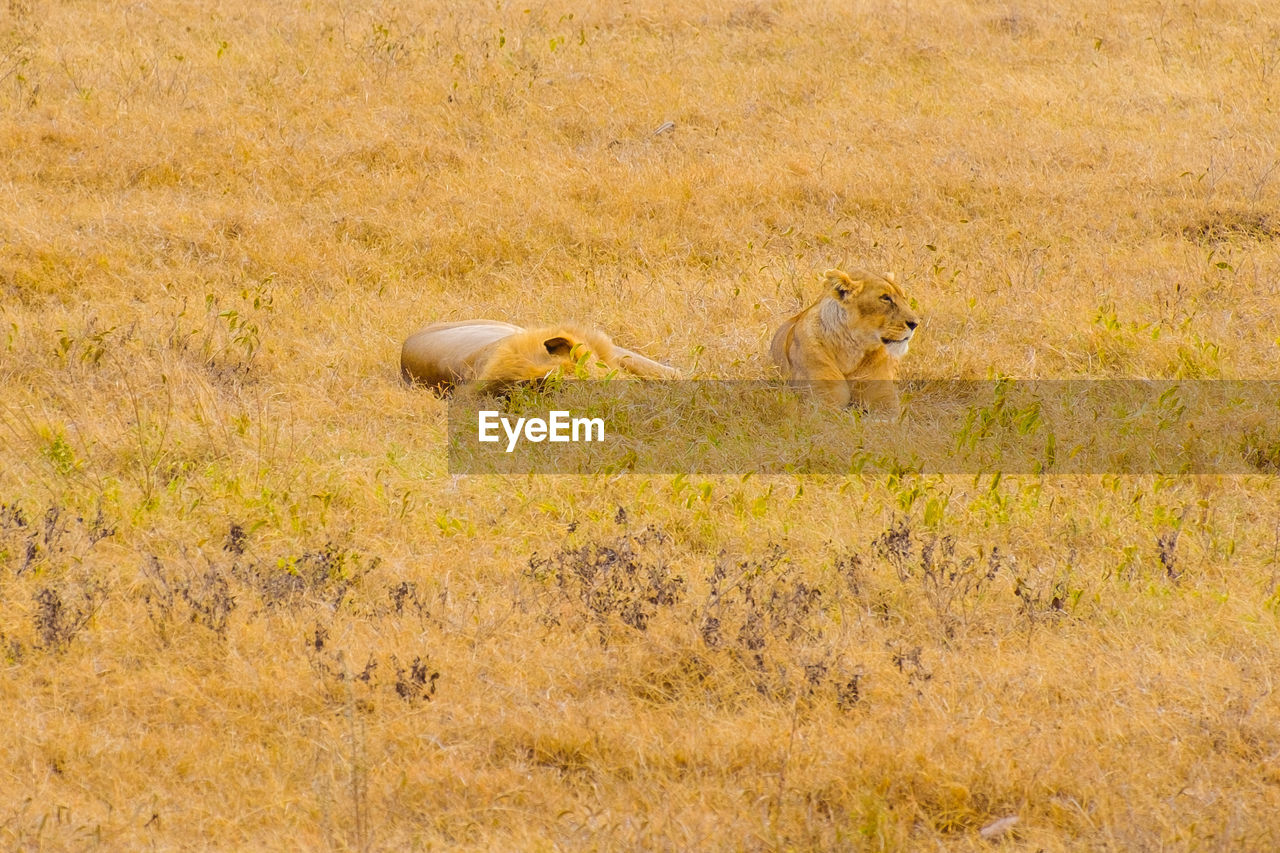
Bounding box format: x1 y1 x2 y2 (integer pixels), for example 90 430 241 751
792 371 852 408
848 379 900 417
612 346 681 379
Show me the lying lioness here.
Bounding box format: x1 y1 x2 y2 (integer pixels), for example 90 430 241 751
770 268 920 412
401 319 680 393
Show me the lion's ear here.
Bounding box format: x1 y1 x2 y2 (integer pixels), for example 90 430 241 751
883 271 895 283
824 270 862 300
543 336 576 356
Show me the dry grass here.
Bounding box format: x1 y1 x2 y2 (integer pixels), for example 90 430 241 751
3 0 1280 849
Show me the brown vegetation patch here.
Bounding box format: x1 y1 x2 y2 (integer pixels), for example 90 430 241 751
1181 208 1280 244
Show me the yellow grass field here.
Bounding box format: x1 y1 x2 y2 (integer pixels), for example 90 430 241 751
4 0 1280 848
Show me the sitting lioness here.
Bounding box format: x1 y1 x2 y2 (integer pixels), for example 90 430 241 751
401 319 680 393
770 268 920 412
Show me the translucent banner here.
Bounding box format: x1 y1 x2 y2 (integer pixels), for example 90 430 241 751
445 380 1280 475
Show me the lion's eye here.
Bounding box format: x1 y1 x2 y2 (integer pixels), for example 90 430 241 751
880 294 893 304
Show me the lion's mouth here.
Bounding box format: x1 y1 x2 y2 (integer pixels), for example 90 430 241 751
881 333 912 358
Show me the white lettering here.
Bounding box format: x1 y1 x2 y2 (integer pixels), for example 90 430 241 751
479 410 605 452
501 416 525 453
549 410 570 442
573 416 605 442
478 411 501 442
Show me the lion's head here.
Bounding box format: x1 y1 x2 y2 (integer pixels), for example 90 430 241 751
819 268 921 358
479 326 620 387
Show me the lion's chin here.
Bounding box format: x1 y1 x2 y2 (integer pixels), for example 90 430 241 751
882 337 911 358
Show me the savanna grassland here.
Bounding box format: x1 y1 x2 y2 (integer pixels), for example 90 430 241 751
3 0 1280 849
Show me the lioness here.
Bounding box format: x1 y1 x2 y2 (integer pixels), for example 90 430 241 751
401 319 680 393
770 268 920 412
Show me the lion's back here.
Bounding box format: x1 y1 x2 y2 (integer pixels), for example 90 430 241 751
400 320 520 387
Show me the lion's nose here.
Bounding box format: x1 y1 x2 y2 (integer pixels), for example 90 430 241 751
906 319 919 330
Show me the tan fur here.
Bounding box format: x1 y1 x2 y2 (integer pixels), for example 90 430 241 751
769 268 921 412
401 319 680 393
